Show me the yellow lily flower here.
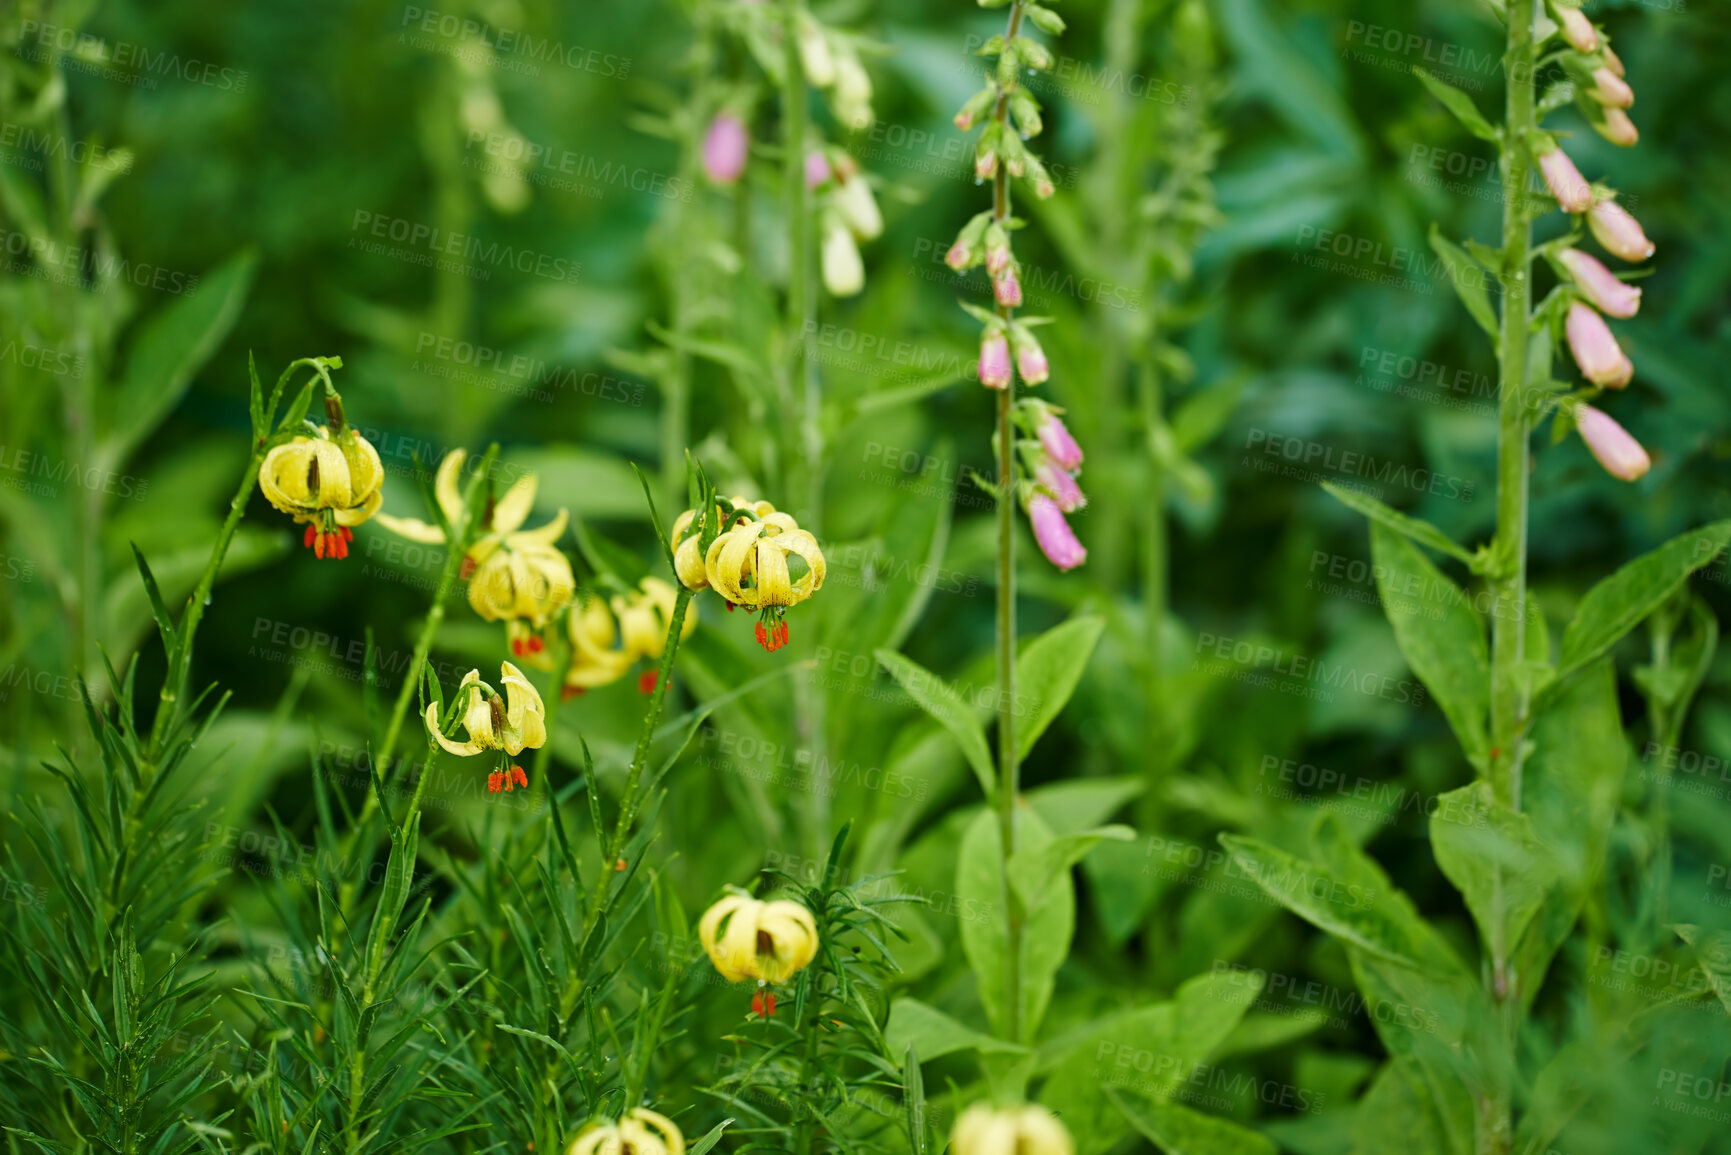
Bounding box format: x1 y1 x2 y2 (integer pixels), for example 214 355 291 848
698 893 820 985
704 512 825 651
669 496 775 592
951 1104 1073 1155
424 661 547 793
561 579 699 698
567 1108 685 1155
376 449 573 654
562 593 636 696
259 425 384 559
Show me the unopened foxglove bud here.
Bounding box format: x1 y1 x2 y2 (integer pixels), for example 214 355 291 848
954 88 995 132
821 218 864 297
979 332 1012 389
1032 404 1083 469
1576 405 1651 481
1565 301 1632 388
798 15 836 86
1014 332 1049 385
702 113 749 184
1033 458 1085 511
947 213 991 271
1027 494 1086 571
1602 45 1625 77
1588 198 1655 261
1558 248 1640 318
833 171 883 240
832 53 873 129
1590 67 1634 108
975 145 998 181
1555 6 1597 53
984 224 1011 276
1594 107 1638 147
993 267 1023 307
1537 147 1592 213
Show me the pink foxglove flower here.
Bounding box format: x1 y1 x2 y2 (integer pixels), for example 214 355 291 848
1537 147 1592 213
1034 407 1083 470
805 151 831 189
1588 198 1655 261
1596 107 1638 147
1558 248 1640 318
1556 6 1597 52
1576 405 1650 481
1565 302 1632 388
979 332 1012 389
701 114 749 184
993 268 1022 307
1033 459 1085 512
1028 494 1086 571
1016 337 1049 385
945 241 974 270
1590 67 1634 108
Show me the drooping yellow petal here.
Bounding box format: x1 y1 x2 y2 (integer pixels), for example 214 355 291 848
755 900 820 982
373 512 448 544
491 471 539 535
511 507 568 548
627 1109 685 1155
433 449 466 527
424 701 484 757
333 487 384 527
567 1122 624 1155
698 894 756 983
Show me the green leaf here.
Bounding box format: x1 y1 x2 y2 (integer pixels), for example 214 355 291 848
1413 68 1500 142
1322 482 1477 567
130 544 177 657
1672 924 1731 1017
1370 523 1490 762
1428 782 1557 973
1351 1061 1454 1155
105 251 257 465
1557 520 1731 679
1111 1089 1277 1155
1016 614 1105 758
1007 826 1134 913
875 649 996 801
885 997 1026 1063
956 807 1072 1041
1428 225 1499 339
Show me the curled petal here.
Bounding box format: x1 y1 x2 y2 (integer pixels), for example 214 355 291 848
755 900 820 983
373 512 447 544
425 701 484 757
433 449 466 527
568 1123 624 1155
627 1109 685 1155
698 894 757 983
492 472 539 535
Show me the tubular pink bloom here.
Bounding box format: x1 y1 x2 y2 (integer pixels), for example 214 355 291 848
1556 7 1597 52
1576 405 1650 481
1537 148 1592 213
993 268 1022 307
702 114 749 184
979 333 1012 389
1028 494 1087 571
1590 67 1634 108
805 151 831 189
1034 460 1086 512
945 242 973 270
1016 341 1049 385
1596 107 1638 147
1566 302 1632 388
1588 198 1655 262
984 232 1011 277
1602 45 1625 77
1558 248 1640 318
1036 409 1084 470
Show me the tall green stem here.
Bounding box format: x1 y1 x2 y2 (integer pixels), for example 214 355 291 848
992 0 1028 1048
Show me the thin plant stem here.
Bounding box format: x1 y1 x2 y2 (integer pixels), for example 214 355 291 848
991 0 1028 1047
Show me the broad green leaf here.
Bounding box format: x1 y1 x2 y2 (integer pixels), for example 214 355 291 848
1428 225 1499 340
1673 925 1731 1017
1370 524 1490 761
1322 482 1477 566
956 807 1072 1041
1350 1061 1453 1155
1026 776 1144 834
1111 1089 1278 1155
1414 69 1500 142
1557 520 1731 678
885 997 1025 1064
1511 662 1625 1011
1016 614 1106 758
875 649 996 800
1221 825 1462 976
1007 825 1134 912
105 251 257 465
1345 951 1479 1155
1429 782 1557 967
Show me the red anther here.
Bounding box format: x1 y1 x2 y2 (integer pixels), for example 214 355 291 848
755 621 768 649
340 526 354 542
314 531 327 559
751 989 776 1018
511 638 524 656
778 621 789 648
638 670 658 695
561 684 585 701
528 635 545 653
304 525 317 548
725 601 737 613
488 771 503 793
512 765 528 788
335 534 349 559
460 556 478 580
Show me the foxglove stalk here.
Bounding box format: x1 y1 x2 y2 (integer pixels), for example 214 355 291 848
1565 301 1633 388
1576 404 1651 481
1588 197 1655 261
1558 248 1640 317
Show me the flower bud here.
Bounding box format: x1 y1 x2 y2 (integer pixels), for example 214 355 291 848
1033 459 1085 512
979 332 1012 389
1589 67 1634 108
701 113 749 184
1027 494 1086 572
1602 45 1625 77
821 219 864 297
699 894 819 984
954 88 995 132
1558 248 1640 318
993 267 1023 307
805 150 831 190
798 15 836 86
1014 334 1049 385
983 225 1011 276
975 147 998 181
1588 198 1655 262
1537 147 1592 213
1555 6 1597 53
946 241 973 270
1565 301 1632 388
1594 107 1638 147
1576 405 1651 481
1033 405 1084 470
833 171 883 240
832 53 873 129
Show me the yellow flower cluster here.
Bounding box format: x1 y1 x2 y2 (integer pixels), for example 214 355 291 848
423 661 547 794
567 1108 684 1155
260 425 385 559
697 893 820 985
564 577 697 697
671 498 825 652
